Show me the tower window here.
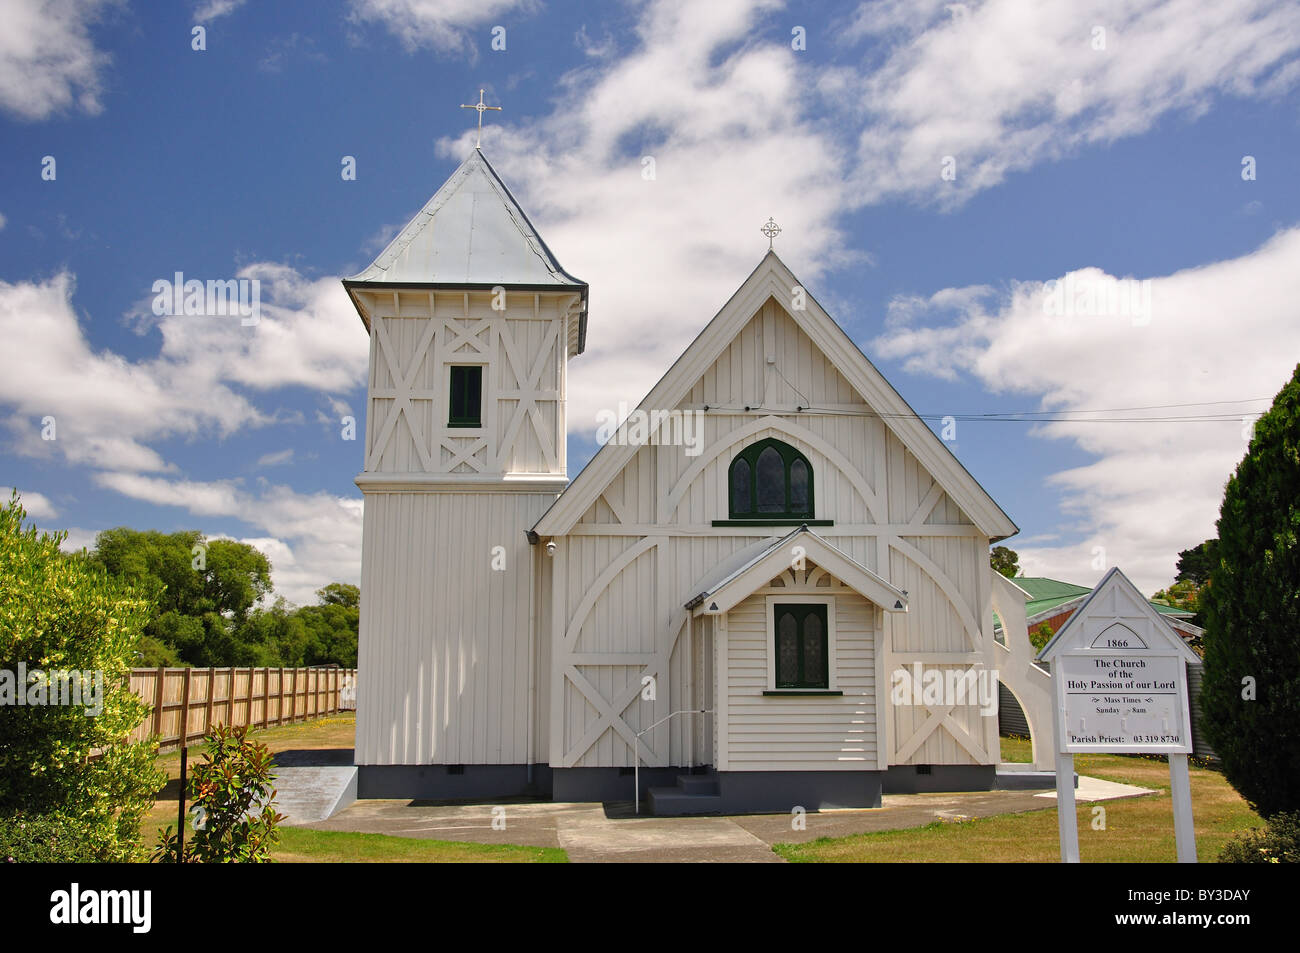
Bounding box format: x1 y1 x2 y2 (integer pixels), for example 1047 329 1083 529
448 365 483 428
728 438 814 520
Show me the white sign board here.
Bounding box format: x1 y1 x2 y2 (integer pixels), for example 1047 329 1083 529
1038 568 1202 863
1057 653 1191 753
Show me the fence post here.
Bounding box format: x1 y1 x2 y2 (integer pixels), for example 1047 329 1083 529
204 668 216 734
152 666 165 738
262 668 271 729
180 668 192 748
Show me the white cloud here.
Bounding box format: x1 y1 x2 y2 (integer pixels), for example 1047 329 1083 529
0 268 367 473
348 0 538 54
0 272 258 471
132 262 369 393
451 0 851 431
410 0 1300 440
0 0 113 120
57 526 98 553
194 0 245 21
873 227 1300 594
2 487 57 519
0 212 7 230
92 472 363 605
842 0 1300 207
256 448 295 467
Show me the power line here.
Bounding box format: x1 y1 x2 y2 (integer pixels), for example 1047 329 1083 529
697 397 1272 424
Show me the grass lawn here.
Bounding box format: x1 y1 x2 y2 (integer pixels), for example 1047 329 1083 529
775 752 1260 863
144 713 360 844
273 827 566 863
999 734 1033 763
145 713 568 862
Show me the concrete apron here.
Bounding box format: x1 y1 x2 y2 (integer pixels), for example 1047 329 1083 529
290 775 1157 862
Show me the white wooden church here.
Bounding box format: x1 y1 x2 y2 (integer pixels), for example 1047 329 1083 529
345 146 1053 814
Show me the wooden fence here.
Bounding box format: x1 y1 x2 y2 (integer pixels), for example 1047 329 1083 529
128 667 357 750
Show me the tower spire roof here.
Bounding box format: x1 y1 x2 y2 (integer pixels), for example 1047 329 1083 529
345 149 588 350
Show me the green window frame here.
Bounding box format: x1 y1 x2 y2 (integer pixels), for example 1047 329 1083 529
727 437 813 520
773 602 829 690
448 365 483 428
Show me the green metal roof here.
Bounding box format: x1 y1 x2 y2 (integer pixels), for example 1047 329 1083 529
1014 576 1194 620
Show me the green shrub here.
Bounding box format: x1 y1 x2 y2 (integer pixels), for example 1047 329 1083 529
1218 811 1300 863
1200 364 1300 818
0 493 165 862
153 724 284 863
0 812 118 863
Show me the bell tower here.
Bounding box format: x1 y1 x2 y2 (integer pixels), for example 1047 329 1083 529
344 147 587 795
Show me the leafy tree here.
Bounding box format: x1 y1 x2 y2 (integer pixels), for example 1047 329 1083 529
238 584 359 668
238 597 310 666
1200 363 1300 819
316 582 359 609
1030 622 1054 653
991 545 1020 579
1150 539 1218 627
298 584 359 667
1150 578 1203 625
90 529 272 666
1176 539 1218 587
0 493 165 861
135 634 182 667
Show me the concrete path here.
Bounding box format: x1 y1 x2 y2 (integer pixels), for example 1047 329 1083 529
555 807 781 863
1034 775 1157 802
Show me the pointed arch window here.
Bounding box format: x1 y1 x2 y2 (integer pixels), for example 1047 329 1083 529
728 438 814 520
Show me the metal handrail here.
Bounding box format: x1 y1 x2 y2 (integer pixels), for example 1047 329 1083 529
633 708 714 814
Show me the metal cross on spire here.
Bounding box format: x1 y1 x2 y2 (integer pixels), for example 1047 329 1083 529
760 217 782 250
460 88 502 149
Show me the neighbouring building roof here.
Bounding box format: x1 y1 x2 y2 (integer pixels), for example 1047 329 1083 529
1015 576 1194 621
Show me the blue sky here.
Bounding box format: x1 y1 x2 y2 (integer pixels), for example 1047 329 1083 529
2 0 1298 602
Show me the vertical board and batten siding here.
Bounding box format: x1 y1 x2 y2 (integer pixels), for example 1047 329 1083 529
355 287 572 768
354 490 554 766
721 575 878 771
552 295 998 771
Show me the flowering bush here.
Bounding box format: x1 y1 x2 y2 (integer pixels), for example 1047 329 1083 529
153 724 284 862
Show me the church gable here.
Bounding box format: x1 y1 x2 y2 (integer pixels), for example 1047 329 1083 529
568 290 981 534
678 296 865 412
533 253 1015 540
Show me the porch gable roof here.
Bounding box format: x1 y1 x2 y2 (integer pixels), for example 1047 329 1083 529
684 525 909 617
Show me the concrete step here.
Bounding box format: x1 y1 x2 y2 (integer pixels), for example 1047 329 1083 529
647 787 724 817
675 774 720 796
994 766 1075 791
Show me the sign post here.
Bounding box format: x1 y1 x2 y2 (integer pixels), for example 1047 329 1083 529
1038 567 1201 863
